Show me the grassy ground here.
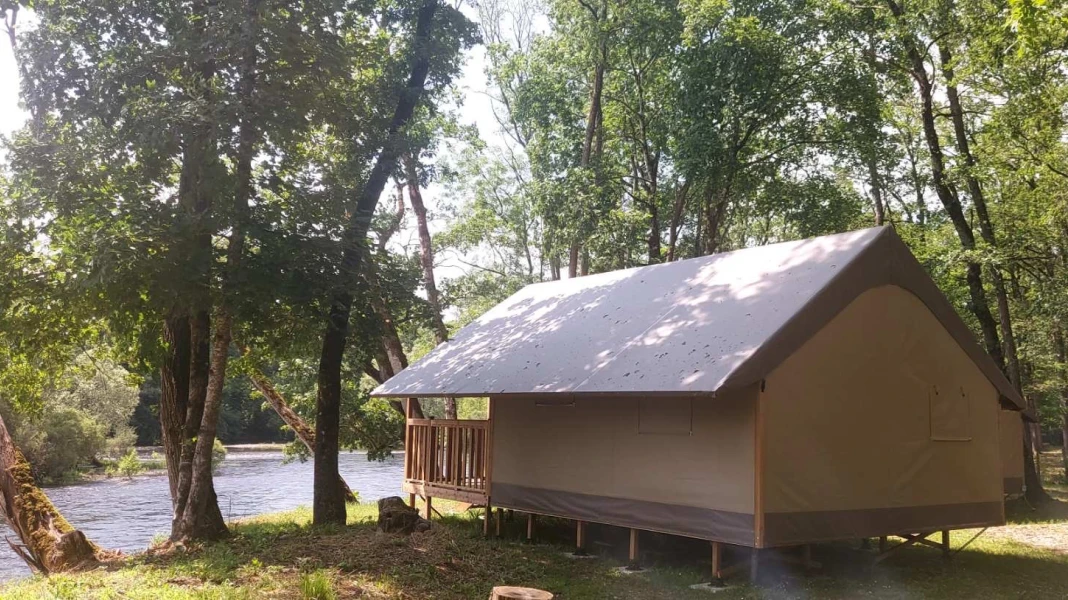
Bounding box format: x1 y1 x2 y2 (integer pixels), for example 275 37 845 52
4 454 1068 599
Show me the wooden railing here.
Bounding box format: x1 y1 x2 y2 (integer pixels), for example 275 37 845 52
404 418 491 504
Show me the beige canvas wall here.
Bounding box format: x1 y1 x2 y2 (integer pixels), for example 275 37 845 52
762 285 1003 544
1000 410 1024 494
491 386 757 521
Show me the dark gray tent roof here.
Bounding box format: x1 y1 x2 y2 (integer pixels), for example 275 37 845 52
371 226 1023 409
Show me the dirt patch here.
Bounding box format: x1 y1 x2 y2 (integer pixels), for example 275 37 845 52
988 523 1068 554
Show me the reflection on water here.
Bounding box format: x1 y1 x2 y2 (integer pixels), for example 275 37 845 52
0 449 404 581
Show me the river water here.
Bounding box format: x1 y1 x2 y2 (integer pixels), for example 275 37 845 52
0 449 404 581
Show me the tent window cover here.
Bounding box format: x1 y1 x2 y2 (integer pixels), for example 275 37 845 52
930 384 971 442
638 398 692 435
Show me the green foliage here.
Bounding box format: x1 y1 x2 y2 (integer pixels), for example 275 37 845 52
9 405 107 483
107 448 145 479
212 439 228 473
298 570 337 600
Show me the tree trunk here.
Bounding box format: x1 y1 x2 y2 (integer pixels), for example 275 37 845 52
178 0 263 539
160 314 191 504
569 30 607 278
249 371 357 502
0 411 104 573
314 0 439 526
884 1 1004 369
868 155 885 226
666 181 688 262
403 153 454 419
702 185 729 256
1056 328 1068 480
940 44 1046 501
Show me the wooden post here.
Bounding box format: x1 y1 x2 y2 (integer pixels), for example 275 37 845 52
628 529 640 570
409 493 416 509
495 507 503 537
425 496 433 521
750 548 759 582
803 544 812 571
879 536 887 552
486 397 495 499
483 500 492 537
941 530 950 559
711 541 723 583
574 520 587 556
754 385 766 547
526 513 536 542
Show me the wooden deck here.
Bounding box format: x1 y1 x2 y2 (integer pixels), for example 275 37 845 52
404 415 492 505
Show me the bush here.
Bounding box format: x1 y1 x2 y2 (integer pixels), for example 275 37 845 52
212 438 227 473
15 406 107 482
106 448 144 478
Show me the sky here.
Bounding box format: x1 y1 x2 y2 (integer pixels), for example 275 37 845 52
0 8 505 285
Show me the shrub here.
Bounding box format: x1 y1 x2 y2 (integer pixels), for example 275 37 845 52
108 448 144 478
14 406 107 482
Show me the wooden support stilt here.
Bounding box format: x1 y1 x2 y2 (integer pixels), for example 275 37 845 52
941 530 950 559
860 538 871 550
409 493 417 509
425 496 433 521
574 520 587 556
483 500 492 537
495 508 503 537
750 548 759 582
526 513 536 542
803 544 813 572
711 541 723 584
627 529 641 570
879 536 887 552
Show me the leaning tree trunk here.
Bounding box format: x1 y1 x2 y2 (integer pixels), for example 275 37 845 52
314 0 439 526
403 153 455 419
940 44 1048 503
0 411 104 573
886 0 1005 370
249 370 357 502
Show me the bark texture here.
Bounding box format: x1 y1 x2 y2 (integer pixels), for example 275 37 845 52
0 412 105 573
403 153 454 419
314 0 439 526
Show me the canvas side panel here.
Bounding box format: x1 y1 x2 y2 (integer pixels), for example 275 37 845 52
492 386 756 515
763 285 1001 519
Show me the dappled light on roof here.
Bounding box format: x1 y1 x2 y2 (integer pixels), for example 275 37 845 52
372 227 883 397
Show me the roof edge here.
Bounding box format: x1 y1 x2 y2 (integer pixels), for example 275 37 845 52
717 226 1024 410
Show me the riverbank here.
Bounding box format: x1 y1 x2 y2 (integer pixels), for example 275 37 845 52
3 493 1068 599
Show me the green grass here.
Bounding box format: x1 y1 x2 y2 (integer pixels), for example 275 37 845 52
5 454 1068 600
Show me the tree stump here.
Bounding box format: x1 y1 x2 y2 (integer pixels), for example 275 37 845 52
377 496 430 534
489 586 553 600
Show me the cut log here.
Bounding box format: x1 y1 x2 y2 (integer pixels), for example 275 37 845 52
489 586 554 600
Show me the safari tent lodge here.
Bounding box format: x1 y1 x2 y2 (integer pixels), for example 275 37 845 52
371 226 1026 577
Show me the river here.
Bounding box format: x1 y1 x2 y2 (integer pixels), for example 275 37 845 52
0 448 404 581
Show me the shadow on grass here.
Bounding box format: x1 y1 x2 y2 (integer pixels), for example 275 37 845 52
135 504 1068 600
